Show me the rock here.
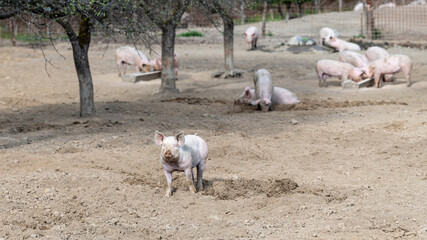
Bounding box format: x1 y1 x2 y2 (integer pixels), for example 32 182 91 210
290 119 298 125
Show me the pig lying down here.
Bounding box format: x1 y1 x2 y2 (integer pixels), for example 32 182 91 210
237 87 300 105
328 37 361 52
319 27 337 46
115 46 152 76
366 55 413 88
316 59 364 87
244 26 259 50
254 69 274 111
154 131 208 197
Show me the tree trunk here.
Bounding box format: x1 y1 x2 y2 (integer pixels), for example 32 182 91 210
8 17 16 46
223 15 234 76
278 1 284 19
261 2 267 37
240 0 245 25
285 4 291 22
160 24 178 93
59 17 96 117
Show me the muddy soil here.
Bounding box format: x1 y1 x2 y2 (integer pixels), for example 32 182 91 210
0 16 426 239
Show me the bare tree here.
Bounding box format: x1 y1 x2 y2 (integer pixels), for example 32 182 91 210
138 0 191 94
0 0 124 117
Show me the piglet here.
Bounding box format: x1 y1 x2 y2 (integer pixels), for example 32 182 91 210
150 53 180 79
316 59 364 87
319 27 337 46
254 69 274 111
154 131 208 197
328 37 361 52
367 55 413 88
237 87 300 105
244 26 259 50
115 46 152 76
365 46 394 82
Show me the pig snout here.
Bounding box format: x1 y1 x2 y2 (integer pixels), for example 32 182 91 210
163 149 173 158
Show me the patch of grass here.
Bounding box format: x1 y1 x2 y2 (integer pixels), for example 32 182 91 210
177 31 204 37
0 28 62 43
353 34 366 39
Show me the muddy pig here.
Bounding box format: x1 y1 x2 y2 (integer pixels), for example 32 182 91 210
316 59 365 87
154 131 208 197
237 87 300 105
367 55 413 88
244 26 259 50
115 46 152 76
149 53 179 79
253 69 274 111
328 37 361 52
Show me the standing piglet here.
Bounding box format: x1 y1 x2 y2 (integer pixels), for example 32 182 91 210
237 87 299 105
365 46 394 82
328 37 361 52
115 46 152 76
365 46 390 62
367 55 413 88
254 69 274 111
316 59 364 87
319 27 337 46
244 26 259 50
149 53 180 79
154 131 208 197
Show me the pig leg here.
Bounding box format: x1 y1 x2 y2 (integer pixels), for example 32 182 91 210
374 73 382 88
122 63 128 76
404 70 411 87
196 163 204 191
116 62 122 76
184 168 196 193
164 170 173 197
254 39 257 49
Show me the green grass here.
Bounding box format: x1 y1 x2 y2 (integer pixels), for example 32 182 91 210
0 28 67 43
177 31 204 37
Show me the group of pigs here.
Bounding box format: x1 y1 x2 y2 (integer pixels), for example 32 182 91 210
115 46 179 79
238 26 300 111
153 26 414 197
317 27 413 88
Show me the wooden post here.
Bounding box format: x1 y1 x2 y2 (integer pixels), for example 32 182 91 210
8 17 16 46
339 0 343 12
262 2 267 37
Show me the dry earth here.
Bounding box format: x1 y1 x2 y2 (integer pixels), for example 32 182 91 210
0 13 426 240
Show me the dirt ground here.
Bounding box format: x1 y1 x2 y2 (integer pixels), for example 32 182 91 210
1 15 427 240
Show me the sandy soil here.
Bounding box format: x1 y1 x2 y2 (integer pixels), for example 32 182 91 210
0 16 427 240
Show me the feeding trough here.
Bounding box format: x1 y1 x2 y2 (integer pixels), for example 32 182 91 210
121 71 161 83
341 77 375 89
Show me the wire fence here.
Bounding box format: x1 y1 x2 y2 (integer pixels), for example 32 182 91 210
1 1 427 43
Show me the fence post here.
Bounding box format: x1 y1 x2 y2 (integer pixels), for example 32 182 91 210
363 0 374 40
262 2 267 37
339 0 342 12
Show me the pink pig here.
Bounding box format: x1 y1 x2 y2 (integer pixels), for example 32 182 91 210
115 46 152 76
244 26 259 50
154 131 208 197
254 69 274 111
365 46 394 82
367 55 413 88
316 59 365 87
328 37 361 52
237 87 300 105
150 53 180 79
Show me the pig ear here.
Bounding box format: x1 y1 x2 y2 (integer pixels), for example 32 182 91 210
154 131 164 145
175 132 185 146
254 99 261 105
245 87 251 96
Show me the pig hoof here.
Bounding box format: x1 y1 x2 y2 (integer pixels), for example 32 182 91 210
189 185 196 194
165 190 171 197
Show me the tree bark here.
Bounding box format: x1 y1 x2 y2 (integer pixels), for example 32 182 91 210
223 15 234 76
285 3 291 22
8 17 16 46
240 0 245 25
59 17 96 117
261 2 267 37
277 0 284 19
160 24 178 93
